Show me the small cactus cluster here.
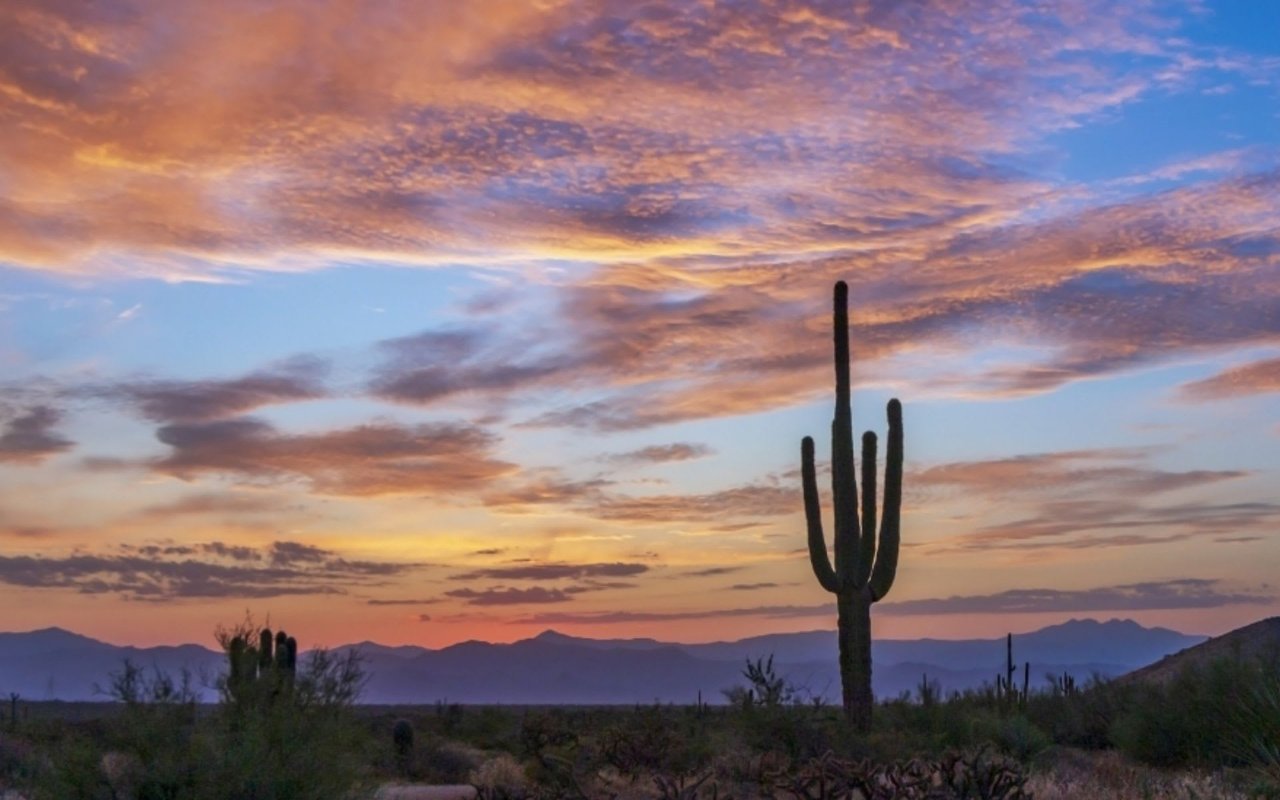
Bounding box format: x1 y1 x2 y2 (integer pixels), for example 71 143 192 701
994 634 1029 710
1050 671 1078 697
226 627 297 710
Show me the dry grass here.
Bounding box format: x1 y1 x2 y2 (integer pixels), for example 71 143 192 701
1027 748 1256 800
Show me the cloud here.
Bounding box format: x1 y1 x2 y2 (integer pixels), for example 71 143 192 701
481 474 610 510
445 586 580 606
269 540 329 566
0 405 73 463
1179 355 1280 401
200 541 258 561
912 447 1273 553
140 492 286 518
450 562 649 581
935 500 1280 554
879 579 1272 615
107 360 328 422
515 603 833 625
916 448 1247 498
0 539 419 601
4 1 1275 429
149 416 516 496
366 597 441 606
603 443 714 465
684 566 743 577
588 482 796 523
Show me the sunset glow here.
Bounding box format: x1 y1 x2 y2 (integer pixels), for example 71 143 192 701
1 0 1277 649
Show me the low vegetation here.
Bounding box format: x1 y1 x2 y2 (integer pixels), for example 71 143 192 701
1 633 1278 799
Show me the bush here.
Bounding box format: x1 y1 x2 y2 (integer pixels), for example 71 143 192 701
1111 656 1257 768
202 641 371 799
471 752 528 800
30 619 373 800
1228 655 1280 789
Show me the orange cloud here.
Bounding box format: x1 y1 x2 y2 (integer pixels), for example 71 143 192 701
1180 355 1280 401
150 417 516 496
3 0 1269 280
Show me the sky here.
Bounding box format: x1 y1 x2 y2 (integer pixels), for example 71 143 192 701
1 0 1278 650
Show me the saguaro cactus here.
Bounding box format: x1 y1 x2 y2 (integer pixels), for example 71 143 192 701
801 280 903 730
226 626 299 712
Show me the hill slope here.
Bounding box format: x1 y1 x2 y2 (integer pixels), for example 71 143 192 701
1118 616 1280 686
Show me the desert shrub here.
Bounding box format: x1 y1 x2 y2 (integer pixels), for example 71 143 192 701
201 644 372 799
0 732 39 789
737 702 840 762
990 715 1052 762
1025 674 1132 750
448 706 523 752
414 737 485 784
1111 656 1256 768
27 731 110 800
471 752 529 800
101 660 201 800
1227 655 1280 790
598 704 714 785
519 709 578 764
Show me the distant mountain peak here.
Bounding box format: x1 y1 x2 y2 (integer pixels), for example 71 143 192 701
533 629 575 642
2 626 99 644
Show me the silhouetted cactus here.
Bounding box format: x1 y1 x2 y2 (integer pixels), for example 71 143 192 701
392 718 414 775
7 692 17 730
225 626 298 713
801 280 904 730
995 635 1030 710
1050 671 1077 697
1005 634 1016 697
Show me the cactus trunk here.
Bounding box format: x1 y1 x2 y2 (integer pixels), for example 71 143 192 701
837 589 874 724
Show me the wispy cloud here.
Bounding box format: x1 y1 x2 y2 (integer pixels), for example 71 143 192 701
0 539 420 601
103 359 329 423
147 416 515 496
450 562 649 582
587 482 795 523
446 586 582 606
1180 355 1280 401
603 443 714 465
916 448 1246 498
515 603 833 625
880 579 1272 615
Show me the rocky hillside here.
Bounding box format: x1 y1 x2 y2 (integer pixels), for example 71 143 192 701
1117 616 1280 686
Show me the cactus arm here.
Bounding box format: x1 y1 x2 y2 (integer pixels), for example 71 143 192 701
802 436 840 594
868 398 903 601
856 430 878 585
258 629 273 677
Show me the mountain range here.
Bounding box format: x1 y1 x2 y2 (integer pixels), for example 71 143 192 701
0 618 1205 705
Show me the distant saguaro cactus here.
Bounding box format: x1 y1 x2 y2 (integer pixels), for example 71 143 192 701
801 280 904 730
225 626 298 713
392 718 414 775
